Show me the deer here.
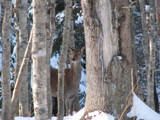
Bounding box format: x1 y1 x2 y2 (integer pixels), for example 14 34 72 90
50 47 85 115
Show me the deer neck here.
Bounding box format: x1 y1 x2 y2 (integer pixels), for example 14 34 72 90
70 61 81 78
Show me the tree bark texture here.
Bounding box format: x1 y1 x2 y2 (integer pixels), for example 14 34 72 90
139 0 149 71
11 30 32 119
146 0 156 110
13 0 20 116
0 0 2 36
69 2 80 112
45 0 53 118
155 0 160 112
155 0 160 54
19 0 29 116
50 0 56 55
32 0 48 119
57 0 72 119
81 0 132 119
1 0 12 120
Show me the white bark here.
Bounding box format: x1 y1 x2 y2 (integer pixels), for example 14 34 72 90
19 0 29 116
32 0 48 119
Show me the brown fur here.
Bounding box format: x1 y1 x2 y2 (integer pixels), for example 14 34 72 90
50 47 84 115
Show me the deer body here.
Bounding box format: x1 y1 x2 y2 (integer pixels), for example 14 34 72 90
50 47 84 115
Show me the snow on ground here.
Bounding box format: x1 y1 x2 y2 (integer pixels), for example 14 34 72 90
15 108 115 120
127 92 160 120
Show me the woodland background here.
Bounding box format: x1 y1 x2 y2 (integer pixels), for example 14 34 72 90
0 0 160 120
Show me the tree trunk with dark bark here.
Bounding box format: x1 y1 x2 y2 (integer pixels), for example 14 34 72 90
1 0 12 120
81 0 132 119
146 0 156 110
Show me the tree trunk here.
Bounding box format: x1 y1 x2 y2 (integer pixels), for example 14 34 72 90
155 0 160 61
1 0 12 120
147 0 156 110
155 0 160 112
57 0 72 119
0 0 2 36
139 0 149 72
45 0 53 118
69 2 80 112
19 0 29 116
32 0 48 119
13 0 20 116
11 30 32 119
50 0 56 55
81 0 132 119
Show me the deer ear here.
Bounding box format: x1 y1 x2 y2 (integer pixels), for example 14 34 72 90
81 46 85 53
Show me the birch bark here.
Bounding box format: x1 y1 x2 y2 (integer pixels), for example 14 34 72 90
19 0 29 116
32 0 48 119
1 0 12 120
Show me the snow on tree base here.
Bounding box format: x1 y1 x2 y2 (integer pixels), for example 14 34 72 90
127 92 160 120
14 108 115 120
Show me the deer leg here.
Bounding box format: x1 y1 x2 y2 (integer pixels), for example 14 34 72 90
68 97 75 115
64 98 74 115
65 99 70 115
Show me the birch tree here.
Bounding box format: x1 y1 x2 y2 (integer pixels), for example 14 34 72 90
45 0 55 118
155 0 160 112
13 0 20 116
57 0 72 119
32 0 48 119
0 0 2 35
1 0 12 120
146 0 156 110
19 0 29 116
81 0 132 119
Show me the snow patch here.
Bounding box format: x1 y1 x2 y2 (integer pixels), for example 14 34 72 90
127 92 160 120
145 5 150 13
50 54 59 69
15 108 115 120
75 15 83 24
68 108 85 120
86 111 115 120
33 49 46 58
117 56 123 60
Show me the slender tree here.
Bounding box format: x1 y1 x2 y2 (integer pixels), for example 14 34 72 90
81 0 132 119
32 0 48 119
11 29 32 120
45 0 53 118
1 0 12 120
57 0 72 119
70 2 80 112
19 0 29 116
50 0 56 54
155 0 160 46
139 0 149 72
13 0 20 116
155 0 160 113
147 0 156 110
0 0 2 35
